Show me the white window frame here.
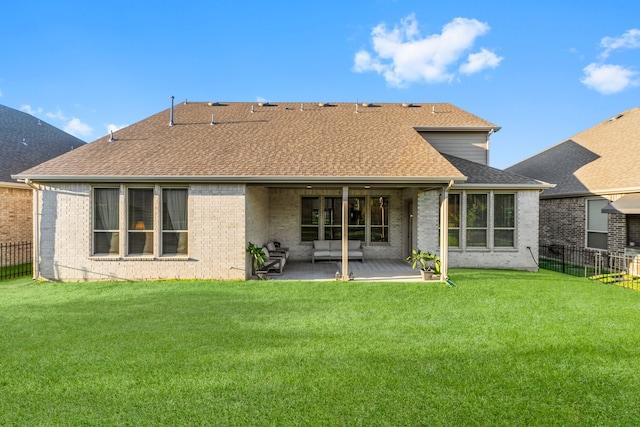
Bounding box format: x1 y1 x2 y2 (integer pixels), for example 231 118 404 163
92 187 120 256
161 188 189 256
441 191 517 250
586 198 608 250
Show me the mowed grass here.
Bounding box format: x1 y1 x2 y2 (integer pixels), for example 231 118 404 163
2 270 640 426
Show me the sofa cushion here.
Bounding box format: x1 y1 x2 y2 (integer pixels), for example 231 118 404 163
348 240 361 250
314 250 331 257
348 250 363 257
314 240 330 250
329 240 342 250
329 250 342 257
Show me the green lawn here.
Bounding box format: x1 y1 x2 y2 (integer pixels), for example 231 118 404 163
2 270 640 426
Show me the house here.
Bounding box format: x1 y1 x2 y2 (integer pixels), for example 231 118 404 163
0 104 83 244
506 107 640 259
14 100 549 281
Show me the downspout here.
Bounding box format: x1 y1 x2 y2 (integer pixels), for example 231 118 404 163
439 180 455 281
24 179 40 280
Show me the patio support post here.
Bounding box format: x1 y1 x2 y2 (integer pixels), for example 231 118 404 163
439 181 453 281
342 186 349 281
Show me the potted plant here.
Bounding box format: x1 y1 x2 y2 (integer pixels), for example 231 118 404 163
406 249 441 280
246 242 266 278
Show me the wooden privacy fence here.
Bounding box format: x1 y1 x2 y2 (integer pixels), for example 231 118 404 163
540 244 640 291
0 241 33 280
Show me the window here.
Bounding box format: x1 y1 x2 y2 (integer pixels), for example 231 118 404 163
441 191 517 250
587 198 608 250
162 189 188 255
466 193 488 247
349 197 366 241
448 194 460 247
128 188 154 255
92 185 189 257
301 195 390 243
494 194 515 247
93 188 119 255
370 196 388 243
324 197 342 240
301 197 320 241
627 215 640 247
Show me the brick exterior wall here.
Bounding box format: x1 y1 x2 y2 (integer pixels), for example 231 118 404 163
539 194 633 254
34 183 542 280
608 212 626 254
0 186 32 243
418 189 540 271
36 183 248 281
539 197 586 247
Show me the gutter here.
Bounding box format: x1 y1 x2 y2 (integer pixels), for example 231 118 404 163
12 174 469 186
413 126 502 132
453 182 556 190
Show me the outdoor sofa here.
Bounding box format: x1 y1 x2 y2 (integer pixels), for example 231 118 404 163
311 240 365 263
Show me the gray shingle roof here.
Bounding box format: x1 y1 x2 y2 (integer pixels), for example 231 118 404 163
0 104 84 184
443 154 548 187
506 107 640 197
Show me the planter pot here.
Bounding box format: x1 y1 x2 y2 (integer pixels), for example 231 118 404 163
420 269 435 280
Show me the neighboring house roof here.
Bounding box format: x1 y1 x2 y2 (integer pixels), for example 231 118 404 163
506 107 640 197
15 101 536 188
0 104 84 184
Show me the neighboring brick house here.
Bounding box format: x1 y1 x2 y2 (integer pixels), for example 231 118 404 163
14 101 549 281
507 107 640 258
0 104 83 244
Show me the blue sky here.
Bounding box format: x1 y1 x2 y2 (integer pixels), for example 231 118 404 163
2 0 639 168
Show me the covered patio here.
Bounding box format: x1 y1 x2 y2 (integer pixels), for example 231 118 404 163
273 259 424 282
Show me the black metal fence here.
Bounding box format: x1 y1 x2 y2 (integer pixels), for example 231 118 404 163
540 244 640 290
0 241 33 280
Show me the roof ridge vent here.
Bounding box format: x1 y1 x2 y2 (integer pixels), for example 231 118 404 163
609 113 624 122
402 103 413 108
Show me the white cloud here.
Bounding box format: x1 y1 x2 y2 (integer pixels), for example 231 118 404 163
106 123 128 133
45 109 68 121
460 48 503 74
20 104 43 115
64 117 93 138
581 63 639 94
353 14 501 87
600 29 640 59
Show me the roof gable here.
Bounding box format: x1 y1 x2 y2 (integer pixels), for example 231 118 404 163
16 102 500 184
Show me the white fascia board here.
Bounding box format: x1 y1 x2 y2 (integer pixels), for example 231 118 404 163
14 175 469 186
